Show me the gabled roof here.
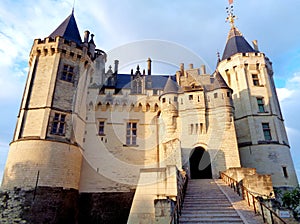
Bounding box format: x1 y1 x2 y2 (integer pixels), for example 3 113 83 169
222 26 256 60
49 12 82 45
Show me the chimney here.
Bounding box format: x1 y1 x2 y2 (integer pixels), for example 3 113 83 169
200 65 206 74
114 60 119 74
84 30 90 43
88 34 96 58
252 40 259 51
189 64 194 69
147 58 152 75
180 63 184 75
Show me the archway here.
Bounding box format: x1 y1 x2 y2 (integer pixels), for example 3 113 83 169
189 147 212 179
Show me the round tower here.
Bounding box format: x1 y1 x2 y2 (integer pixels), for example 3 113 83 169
217 15 298 188
159 77 180 137
1 12 105 222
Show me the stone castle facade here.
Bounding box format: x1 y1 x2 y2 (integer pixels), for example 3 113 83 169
1 10 298 223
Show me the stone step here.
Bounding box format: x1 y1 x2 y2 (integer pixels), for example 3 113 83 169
182 204 234 208
179 221 244 224
181 207 235 211
183 199 230 203
180 213 240 218
180 210 239 215
179 179 244 224
179 217 243 222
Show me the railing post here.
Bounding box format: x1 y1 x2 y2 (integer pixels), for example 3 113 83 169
260 202 266 223
252 195 256 214
270 209 274 224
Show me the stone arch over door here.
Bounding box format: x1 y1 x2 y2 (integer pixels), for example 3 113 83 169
189 147 212 179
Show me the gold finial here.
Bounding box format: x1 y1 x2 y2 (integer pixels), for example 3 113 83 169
226 5 237 27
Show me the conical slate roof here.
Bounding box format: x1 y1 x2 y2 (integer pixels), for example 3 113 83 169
213 71 230 90
222 26 256 60
49 11 82 45
163 76 180 94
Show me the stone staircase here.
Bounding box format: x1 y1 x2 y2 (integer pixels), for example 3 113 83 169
179 179 245 223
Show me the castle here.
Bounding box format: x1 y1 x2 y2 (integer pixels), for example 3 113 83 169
1 7 298 224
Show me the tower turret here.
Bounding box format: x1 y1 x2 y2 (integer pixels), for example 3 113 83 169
217 7 298 188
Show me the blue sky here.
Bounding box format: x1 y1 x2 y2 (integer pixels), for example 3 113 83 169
0 0 299 182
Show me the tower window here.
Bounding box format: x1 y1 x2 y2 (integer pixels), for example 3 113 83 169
214 93 218 98
262 123 272 140
190 124 194 135
282 166 288 178
189 95 193 100
257 98 265 112
98 121 105 136
252 74 260 86
126 122 137 145
51 113 66 135
61 64 74 82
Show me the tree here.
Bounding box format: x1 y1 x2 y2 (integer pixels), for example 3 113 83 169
281 187 300 220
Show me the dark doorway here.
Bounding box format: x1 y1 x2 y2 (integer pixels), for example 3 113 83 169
189 147 212 179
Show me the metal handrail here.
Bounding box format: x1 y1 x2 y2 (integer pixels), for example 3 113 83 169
169 174 188 224
220 172 287 224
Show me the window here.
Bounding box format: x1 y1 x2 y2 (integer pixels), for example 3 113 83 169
51 113 66 135
195 123 199 134
252 74 259 86
126 122 137 145
282 167 288 178
61 64 74 82
99 121 105 135
189 95 193 100
262 123 272 140
226 70 231 86
190 124 194 135
257 98 265 113
174 96 178 102
214 93 218 98
227 92 231 97
153 89 158 95
162 98 166 103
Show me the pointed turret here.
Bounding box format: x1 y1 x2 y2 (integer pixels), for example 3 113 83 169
49 11 82 45
163 76 180 95
222 26 256 60
222 6 256 60
213 71 230 90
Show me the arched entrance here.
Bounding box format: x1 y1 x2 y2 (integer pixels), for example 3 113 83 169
189 147 212 179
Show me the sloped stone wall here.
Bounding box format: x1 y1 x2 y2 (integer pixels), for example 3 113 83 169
0 187 78 224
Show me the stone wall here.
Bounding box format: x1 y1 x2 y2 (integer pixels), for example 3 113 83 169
0 187 135 224
0 187 78 224
78 192 135 224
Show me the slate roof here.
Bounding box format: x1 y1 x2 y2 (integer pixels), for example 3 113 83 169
115 74 174 90
213 72 230 90
49 12 82 45
222 26 256 60
163 76 181 94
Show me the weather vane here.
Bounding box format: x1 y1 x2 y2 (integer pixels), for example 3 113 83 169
226 0 236 27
